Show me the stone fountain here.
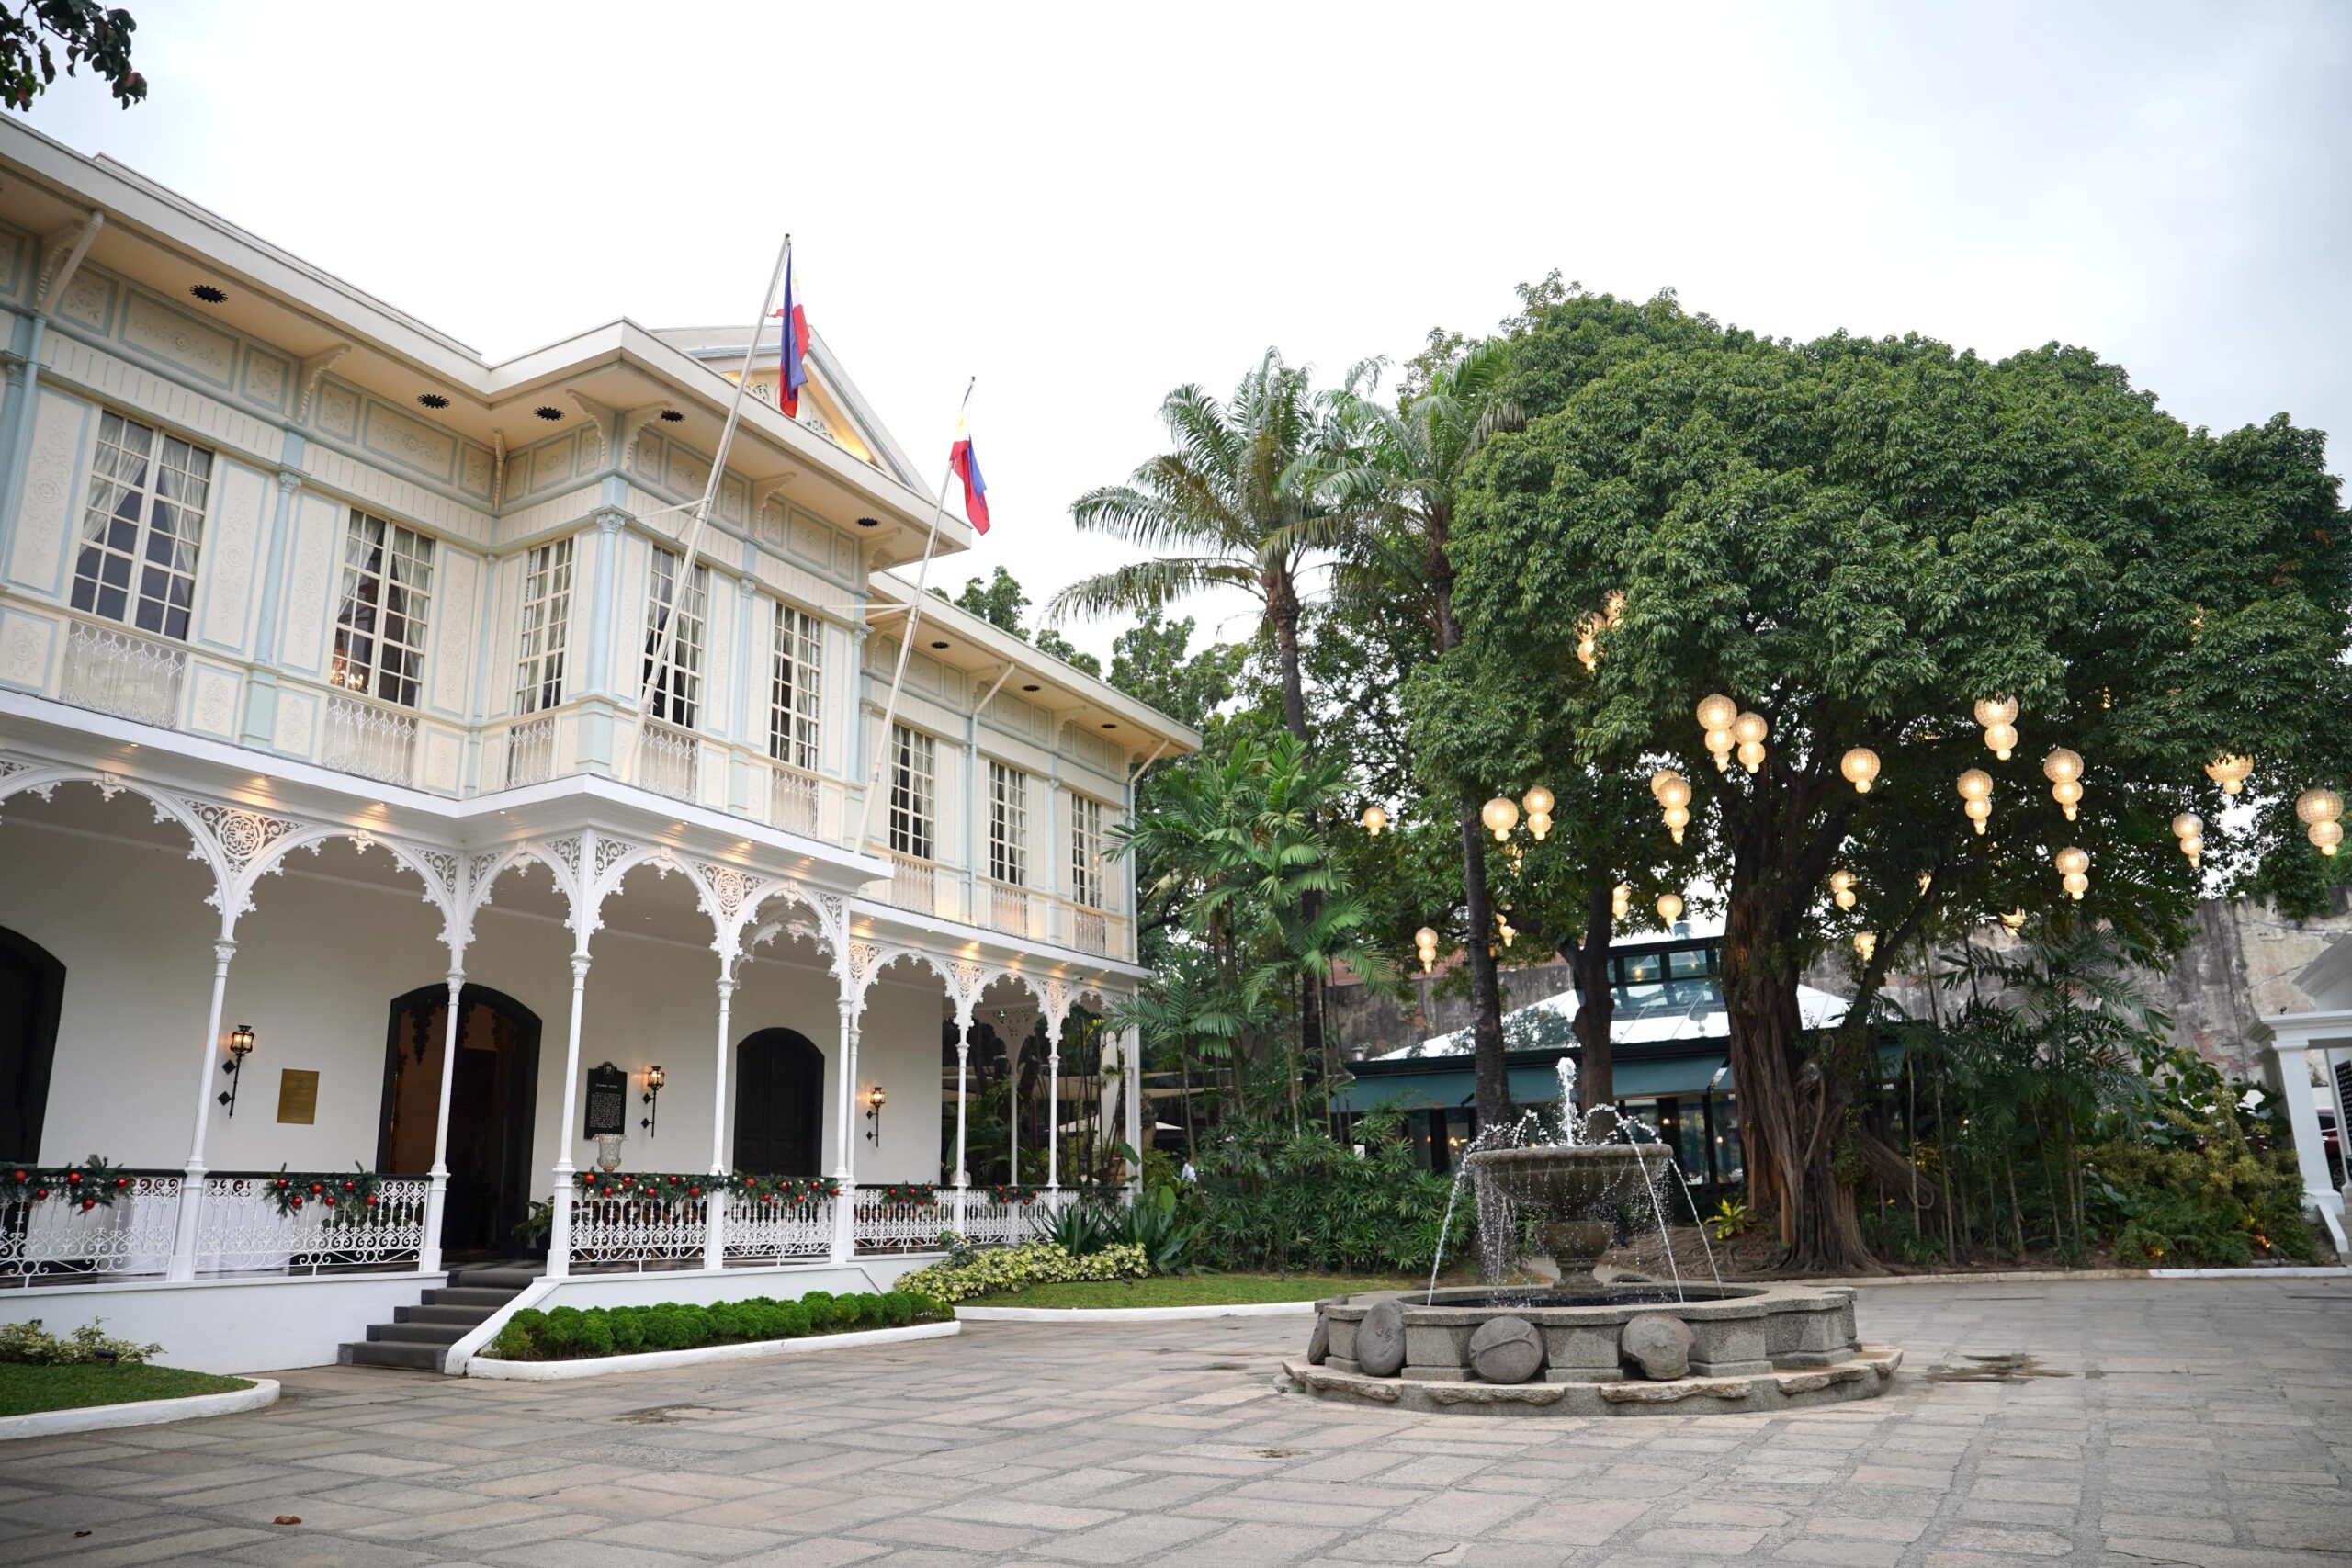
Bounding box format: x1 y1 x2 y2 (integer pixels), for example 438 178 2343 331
1284 1063 1901 1415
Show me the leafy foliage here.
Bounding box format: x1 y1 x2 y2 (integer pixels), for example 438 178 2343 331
0 1318 160 1366
1186 1109 1461 1274
0 1 142 113
894 1241 1149 1304
488 1290 946 1362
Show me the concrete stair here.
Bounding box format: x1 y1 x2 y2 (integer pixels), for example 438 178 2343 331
340 1264 537 1372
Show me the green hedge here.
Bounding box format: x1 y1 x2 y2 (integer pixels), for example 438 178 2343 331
487 1288 948 1362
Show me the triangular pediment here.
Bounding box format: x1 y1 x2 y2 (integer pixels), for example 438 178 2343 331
650 322 916 487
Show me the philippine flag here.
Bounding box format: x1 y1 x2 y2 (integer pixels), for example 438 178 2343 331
950 428 990 535
776 253 810 418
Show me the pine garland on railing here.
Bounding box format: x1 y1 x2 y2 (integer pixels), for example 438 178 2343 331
977 1183 1045 1206
726 1173 840 1204
264 1163 385 1223
865 1182 939 1206
573 1171 715 1203
1 1156 132 1211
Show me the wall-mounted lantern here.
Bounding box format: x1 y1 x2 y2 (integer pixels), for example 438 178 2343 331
218 1024 256 1115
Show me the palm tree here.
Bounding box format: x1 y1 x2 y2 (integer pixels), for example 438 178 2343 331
1327 343 1529 1126
1049 349 1351 745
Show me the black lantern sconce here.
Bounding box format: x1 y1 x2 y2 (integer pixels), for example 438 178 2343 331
217 1024 256 1116
640 1065 665 1137
864 1085 885 1145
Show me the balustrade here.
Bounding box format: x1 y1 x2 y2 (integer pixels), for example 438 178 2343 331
984 880 1038 938
851 1186 951 1253
59 619 187 728
192 1175 429 1276
502 714 557 788
0 1173 179 1284
638 718 701 804
724 1191 834 1264
769 762 820 835
322 694 420 785
565 1184 708 1271
885 852 938 915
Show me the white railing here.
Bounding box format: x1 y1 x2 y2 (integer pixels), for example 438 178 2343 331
885 852 937 915
985 881 1038 938
503 714 557 788
770 763 820 835
322 694 419 785
193 1176 429 1276
638 718 700 804
1071 907 1110 956
568 1186 708 1271
851 1187 950 1253
956 1190 1042 1247
725 1192 834 1264
59 619 187 728
1 1175 180 1283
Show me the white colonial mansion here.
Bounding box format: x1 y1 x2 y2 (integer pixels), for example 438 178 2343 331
0 122 1196 1373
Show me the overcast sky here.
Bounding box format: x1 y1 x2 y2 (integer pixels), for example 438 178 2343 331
23 2 2351 662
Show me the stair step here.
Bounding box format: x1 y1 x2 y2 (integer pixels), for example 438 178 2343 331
369 1322 468 1346
340 1339 446 1371
447 1266 540 1290
396 1303 496 1327
424 1285 526 1308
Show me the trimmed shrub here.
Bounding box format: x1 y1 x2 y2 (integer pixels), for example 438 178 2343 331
481 1286 948 1362
800 1291 837 1331
895 1242 1148 1304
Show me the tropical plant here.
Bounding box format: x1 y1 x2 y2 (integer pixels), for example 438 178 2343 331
1188 1108 1460 1275
1028 1196 1122 1258
1115 1184 1196 1274
1707 1198 1753 1243
894 1242 1149 1304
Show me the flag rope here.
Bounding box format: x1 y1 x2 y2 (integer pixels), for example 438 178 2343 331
854 376 976 855
628 231 794 786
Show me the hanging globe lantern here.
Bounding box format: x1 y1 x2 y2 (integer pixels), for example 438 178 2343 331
2296 788 2343 856
1827 869 1857 910
2054 846 2090 899
1650 768 1682 800
1957 769 1994 835
2312 820 2345 857
1736 739 1766 773
1973 697 2018 728
1576 623 1600 671
1496 912 1517 948
1521 784 1555 842
1696 694 1737 734
1656 891 1684 924
1611 882 1632 920
1480 796 1519 841
1705 728 1736 773
2205 754 2254 795
1984 722 2020 761
1840 748 1881 794
1413 926 1439 974
1663 805 1690 844
1359 804 1387 837
1853 931 1878 963
2171 811 2205 869
2063 873 2089 898
2042 750 2084 820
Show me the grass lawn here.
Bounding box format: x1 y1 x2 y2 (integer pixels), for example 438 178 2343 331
971 1273 1423 1309
0 1363 253 1418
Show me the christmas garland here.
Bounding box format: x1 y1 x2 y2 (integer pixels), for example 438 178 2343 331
865 1182 939 1206
978 1183 1045 1206
726 1173 841 1204
573 1170 714 1203
264 1164 385 1223
2 1156 131 1212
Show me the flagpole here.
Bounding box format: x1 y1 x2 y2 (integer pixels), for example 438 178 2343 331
628 231 794 785
854 376 975 854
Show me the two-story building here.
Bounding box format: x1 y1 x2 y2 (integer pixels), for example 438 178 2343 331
0 122 1196 1372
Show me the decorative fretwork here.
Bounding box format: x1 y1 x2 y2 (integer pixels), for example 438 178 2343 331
60 619 188 728
946 959 990 1020
726 1193 832 1264
851 1187 950 1254
193 1176 428 1275
543 834 584 886
321 694 419 785
567 1185 708 1271
841 938 886 1011
503 715 557 788
637 717 700 803
592 832 635 889
1042 977 1073 1041
769 763 820 835
178 795 304 881
0 1174 180 1282
694 862 763 930
956 1192 1035 1248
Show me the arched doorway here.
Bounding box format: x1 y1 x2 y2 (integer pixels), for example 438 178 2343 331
733 1027 825 1176
378 984 541 1258
0 926 64 1163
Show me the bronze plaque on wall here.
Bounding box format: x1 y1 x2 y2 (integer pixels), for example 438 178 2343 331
585 1062 627 1138
276 1069 320 1125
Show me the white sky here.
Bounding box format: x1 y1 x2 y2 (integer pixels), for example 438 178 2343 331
24 2 2351 663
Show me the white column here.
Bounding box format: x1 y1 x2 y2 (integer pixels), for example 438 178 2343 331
829 997 860 1263
953 1019 971 1232
1122 1023 1143 1199
2272 1034 2348 1254
1046 1020 1063 1192
1007 1032 1022 1181
419 970 464 1274
704 974 736 1271
166 937 237 1282
547 950 592 1279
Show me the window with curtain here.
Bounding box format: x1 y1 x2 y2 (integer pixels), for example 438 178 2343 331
513 538 574 714
640 545 708 728
71 412 213 640
888 723 935 860
768 602 822 770
1070 793 1106 908
989 761 1028 886
332 511 435 707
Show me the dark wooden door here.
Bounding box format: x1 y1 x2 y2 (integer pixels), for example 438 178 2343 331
378 984 540 1257
0 928 63 1163
733 1028 824 1176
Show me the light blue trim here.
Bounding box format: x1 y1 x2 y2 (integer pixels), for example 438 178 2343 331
580 512 623 699
0 313 46 575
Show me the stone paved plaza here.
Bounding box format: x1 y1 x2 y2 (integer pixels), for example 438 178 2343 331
0 1277 2346 1567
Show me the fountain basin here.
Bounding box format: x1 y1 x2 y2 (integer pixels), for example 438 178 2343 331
1286 1281 1900 1417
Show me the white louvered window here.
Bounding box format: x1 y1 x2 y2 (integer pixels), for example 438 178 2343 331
641 546 708 728
71 412 213 640
989 761 1028 886
1070 793 1106 909
513 539 574 714
332 512 435 707
888 724 936 861
768 602 823 771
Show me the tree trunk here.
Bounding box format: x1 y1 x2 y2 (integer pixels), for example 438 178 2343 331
1564 880 1617 1111
1457 795 1510 1129
1265 570 1326 1088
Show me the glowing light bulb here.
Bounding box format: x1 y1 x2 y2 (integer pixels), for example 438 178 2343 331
1656 891 1684 925
2205 754 2253 795
1840 748 1881 794
1695 694 1736 733
1480 796 1519 841
1359 804 1387 837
